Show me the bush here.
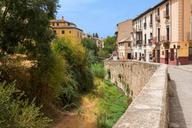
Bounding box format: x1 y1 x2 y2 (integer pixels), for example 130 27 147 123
0 82 51 128
52 38 94 93
91 63 106 79
96 80 130 128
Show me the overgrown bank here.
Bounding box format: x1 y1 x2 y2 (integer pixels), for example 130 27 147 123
0 0 129 127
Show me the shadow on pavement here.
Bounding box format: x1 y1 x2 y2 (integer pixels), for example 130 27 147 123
168 79 187 128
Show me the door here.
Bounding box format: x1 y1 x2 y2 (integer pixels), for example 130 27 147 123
157 50 160 63
127 53 132 60
165 50 169 64
189 47 192 61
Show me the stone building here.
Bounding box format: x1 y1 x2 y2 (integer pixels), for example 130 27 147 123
116 19 133 60
131 0 192 65
50 17 83 43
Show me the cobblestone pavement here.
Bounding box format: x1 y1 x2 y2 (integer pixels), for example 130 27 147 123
168 66 192 128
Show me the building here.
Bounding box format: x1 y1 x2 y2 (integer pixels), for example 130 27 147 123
50 17 83 43
93 37 104 49
116 19 133 60
131 0 192 65
82 33 104 49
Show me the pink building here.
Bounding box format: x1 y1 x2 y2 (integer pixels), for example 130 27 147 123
116 19 133 60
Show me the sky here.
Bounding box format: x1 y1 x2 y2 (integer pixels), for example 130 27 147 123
57 0 161 38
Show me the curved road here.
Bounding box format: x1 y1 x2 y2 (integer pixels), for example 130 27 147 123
168 66 192 128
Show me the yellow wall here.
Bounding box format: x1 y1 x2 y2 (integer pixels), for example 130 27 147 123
178 41 189 57
50 19 83 43
54 28 82 43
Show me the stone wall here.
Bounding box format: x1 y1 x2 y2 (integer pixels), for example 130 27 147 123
104 60 168 128
104 60 159 97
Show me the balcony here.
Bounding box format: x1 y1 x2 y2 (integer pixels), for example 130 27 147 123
155 15 160 22
148 39 153 46
160 36 170 49
144 23 147 29
149 22 153 28
163 11 169 19
150 37 158 45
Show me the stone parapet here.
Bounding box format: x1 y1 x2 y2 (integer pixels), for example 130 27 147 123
104 60 159 97
111 62 168 128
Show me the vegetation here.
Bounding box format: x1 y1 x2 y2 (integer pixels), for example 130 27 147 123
51 38 94 108
95 79 130 128
0 82 51 128
0 0 58 53
91 63 106 79
81 38 99 64
98 36 116 59
0 1 128 128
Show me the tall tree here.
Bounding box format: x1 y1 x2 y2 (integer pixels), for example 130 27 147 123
0 0 58 53
0 0 59 103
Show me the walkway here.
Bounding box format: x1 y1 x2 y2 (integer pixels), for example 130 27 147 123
168 66 192 128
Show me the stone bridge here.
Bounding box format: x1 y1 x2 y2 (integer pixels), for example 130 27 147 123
104 60 168 128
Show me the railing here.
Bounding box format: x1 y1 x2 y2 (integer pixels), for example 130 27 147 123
148 39 153 46
144 23 147 29
163 11 169 19
149 22 153 28
155 15 160 22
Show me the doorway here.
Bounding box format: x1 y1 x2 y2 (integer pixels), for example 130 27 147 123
165 50 169 64
189 47 192 63
157 50 160 63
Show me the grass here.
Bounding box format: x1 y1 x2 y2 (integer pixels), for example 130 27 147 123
94 78 132 128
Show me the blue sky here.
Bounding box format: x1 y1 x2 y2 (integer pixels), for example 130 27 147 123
57 0 161 38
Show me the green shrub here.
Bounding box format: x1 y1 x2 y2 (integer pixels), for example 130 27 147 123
91 63 106 79
0 82 51 128
52 38 94 93
97 80 130 128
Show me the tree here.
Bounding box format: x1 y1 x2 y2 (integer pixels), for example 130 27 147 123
95 33 99 38
0 82 51 128
0 0 58 53
97 36 116 59
103 36 116 54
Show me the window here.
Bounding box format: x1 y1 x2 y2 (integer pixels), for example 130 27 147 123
150 14 153 26
144 34 147 45
166 3 169 16
69 31 71 34
52 23 55 26
144 17 147 29
61 30 65 34
170 48 174 60
150 33 153 38
162 51 164 55
158 28 160 42
166 26 170 41
57 23 59 26
54 30 56 34
157 8 160 16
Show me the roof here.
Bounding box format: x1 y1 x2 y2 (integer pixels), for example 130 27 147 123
50 19 76 27
118 36 132 43
133 0 168 21
50 26 83 32
117 19 132 26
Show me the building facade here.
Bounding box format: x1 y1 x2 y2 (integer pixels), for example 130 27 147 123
131 0 192 65
116 19 133 60
50 17 83 43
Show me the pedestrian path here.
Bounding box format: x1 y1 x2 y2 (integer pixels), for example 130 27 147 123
168 66 192 128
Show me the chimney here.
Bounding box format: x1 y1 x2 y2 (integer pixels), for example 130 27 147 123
62 16 64 20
